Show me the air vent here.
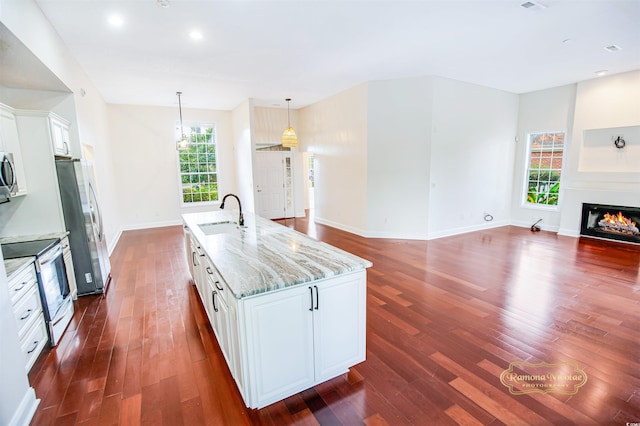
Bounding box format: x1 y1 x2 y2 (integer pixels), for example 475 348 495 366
521 1 547 9
604 45 622 52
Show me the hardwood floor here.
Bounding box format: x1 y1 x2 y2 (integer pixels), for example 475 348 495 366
28 216 640 425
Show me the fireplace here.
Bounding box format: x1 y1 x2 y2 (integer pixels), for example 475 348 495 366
581 203 640 245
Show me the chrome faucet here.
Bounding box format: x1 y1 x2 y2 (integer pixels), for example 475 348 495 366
220 193 244 227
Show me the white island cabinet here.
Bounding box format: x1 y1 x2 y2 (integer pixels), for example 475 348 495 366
182 211 371 409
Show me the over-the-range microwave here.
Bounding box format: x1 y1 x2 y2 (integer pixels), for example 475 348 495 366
0 151 18 204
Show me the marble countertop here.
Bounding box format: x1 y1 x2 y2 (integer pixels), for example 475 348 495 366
2 232 68 280
4 257 36 280
0 231 69 244
183 211 372 299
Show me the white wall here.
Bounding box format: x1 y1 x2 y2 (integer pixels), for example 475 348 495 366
366 76 433 239
107 104 235 233
511 84 577 231
558 70 640 236
232 99 255 213
0 2 114 424
0 0 117 252
428 77 519 239
299 84 369 235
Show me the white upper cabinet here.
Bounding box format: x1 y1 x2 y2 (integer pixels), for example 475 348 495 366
49 115 72 158
0 104 29 196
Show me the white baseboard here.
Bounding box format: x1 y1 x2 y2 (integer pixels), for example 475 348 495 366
557 228 580 238
364 229 429 240
121 219 183 232
312 216 369 238
107 219 184 256
426 219 509 240
510 219 560 233
10 388 38 426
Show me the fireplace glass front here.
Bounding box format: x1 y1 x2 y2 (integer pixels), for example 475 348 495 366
581 203 640 245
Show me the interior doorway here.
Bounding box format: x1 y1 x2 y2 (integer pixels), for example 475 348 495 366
255 151 294 219
303 153 315 215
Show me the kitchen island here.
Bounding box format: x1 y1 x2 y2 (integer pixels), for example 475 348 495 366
182 210 371 409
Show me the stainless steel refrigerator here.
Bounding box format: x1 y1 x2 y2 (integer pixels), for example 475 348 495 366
55 159 111 295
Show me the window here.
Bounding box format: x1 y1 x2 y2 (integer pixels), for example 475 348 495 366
525 131 564 206
178 124 218 204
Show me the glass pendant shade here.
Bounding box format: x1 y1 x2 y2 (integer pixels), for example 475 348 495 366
282 126 297 148
176 135 190 151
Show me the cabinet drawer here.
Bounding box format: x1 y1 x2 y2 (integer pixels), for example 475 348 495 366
205 258 229 302
13 284 42 338
21 313 48 372
9 264 37 305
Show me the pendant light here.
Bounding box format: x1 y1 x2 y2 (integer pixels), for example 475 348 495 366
281 98 297 148
176 91 190 151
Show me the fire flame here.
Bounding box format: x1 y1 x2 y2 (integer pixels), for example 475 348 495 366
603 212 635 227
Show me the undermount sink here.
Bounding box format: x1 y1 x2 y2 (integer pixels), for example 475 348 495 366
198 221 240 235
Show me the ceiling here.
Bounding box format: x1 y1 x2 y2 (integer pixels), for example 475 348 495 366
34 0 640 111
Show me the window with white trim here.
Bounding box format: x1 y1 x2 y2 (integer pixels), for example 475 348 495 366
178 124 218 204
525 131 564 206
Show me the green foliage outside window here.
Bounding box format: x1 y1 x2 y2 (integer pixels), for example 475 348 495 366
179 126 218 203
525 132 564 207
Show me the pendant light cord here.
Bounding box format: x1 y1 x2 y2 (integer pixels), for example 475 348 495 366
177 91 184 136
286 98 292 127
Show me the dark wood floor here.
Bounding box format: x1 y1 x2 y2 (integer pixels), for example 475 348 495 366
28 215 640 425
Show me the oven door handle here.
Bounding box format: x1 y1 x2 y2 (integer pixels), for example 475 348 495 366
38 244 63 267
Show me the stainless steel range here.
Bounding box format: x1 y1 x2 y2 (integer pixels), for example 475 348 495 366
2 238 74 346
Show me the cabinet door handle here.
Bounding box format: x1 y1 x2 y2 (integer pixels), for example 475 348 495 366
20 309 33 320
206 267 214 275
14 282 28 293
215 280 223 291
212 291 219 313
314 285 319 310
192 251 197 266
63 141 70 154
27 340 39 354
309 287 313 312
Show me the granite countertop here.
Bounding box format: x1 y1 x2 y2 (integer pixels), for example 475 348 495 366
183 211 372 299
4 257 36 280
0 231 69 245
2 232 69 280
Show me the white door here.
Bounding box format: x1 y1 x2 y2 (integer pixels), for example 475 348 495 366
255 151 295 219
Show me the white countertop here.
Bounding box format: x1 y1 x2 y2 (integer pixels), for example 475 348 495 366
183 210 372 299
4 257 35 280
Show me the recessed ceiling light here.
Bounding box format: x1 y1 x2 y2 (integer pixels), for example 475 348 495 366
594 70 608 77
156 0 170 7
562 38 572 44
189 30 203 40
108 14 124 27
604 45 622 52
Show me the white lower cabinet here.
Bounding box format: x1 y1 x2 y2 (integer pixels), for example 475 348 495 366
240 272 366 408
8 263 47 371
183 227 366 410
242 284 316 407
